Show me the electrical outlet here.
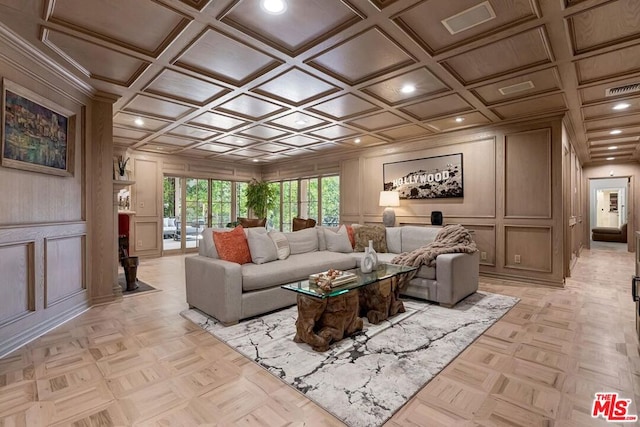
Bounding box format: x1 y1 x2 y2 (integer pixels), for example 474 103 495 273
139 201 144 208
514 254 521 264
480 251 487 261
137 240 143 247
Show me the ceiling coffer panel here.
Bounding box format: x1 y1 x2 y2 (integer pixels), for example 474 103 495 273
173 27 282 86
306 27 416 85
361 67 449 106
575 43 640 85
491 93 567 119
567 0 640 55
215 94 288 120
441 27 553 85
400 94 473 121
41 28 150 87
308 94 380 120
44 0 190 57
124 94 194 120
251 67 340 106
394 0 539 55
144 69 230 106
471 68 562 106
219 0 363 56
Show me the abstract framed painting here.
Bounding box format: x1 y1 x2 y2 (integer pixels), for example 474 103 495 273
1 78 75 176
383 153 463 199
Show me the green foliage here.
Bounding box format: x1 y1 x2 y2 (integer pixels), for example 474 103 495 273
245 178 277 219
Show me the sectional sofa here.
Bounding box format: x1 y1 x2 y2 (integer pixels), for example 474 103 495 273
185 225 479 325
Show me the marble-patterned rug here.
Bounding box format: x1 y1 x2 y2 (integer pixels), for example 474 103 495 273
180 291 519 427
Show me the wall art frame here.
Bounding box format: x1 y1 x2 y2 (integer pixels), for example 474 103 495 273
383 153 463 199
1 78 75 177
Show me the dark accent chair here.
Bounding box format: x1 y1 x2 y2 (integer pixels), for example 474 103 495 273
592 223 627 243
292 217 317 231
238 217 267 228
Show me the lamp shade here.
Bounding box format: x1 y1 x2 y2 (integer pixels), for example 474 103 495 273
379 191 400 207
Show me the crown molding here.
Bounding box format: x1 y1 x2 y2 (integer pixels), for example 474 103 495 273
0 20 95 99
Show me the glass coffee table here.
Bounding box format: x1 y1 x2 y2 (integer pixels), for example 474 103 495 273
281 263 417 351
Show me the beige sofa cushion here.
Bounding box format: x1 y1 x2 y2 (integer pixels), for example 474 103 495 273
242 252 356 291
401 226 439 253
284 227 318 254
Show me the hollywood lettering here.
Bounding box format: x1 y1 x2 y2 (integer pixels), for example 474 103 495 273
392 170 450 188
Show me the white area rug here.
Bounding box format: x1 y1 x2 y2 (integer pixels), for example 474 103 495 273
181 291 519 427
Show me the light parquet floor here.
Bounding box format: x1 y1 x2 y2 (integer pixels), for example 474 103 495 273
0 248 638 426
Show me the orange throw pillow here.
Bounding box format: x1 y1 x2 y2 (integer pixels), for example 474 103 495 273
213 226 252 264
345 224 355 249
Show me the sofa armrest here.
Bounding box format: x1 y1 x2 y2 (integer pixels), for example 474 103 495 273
435 251 479 306
185 255 243 325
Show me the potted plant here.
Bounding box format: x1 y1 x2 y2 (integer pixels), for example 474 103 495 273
245 178 276 219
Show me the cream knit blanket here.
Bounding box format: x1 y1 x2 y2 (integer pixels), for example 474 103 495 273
391 224 477 287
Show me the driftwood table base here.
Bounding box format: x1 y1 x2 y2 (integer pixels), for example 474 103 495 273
293 291 363 352
359 277 405 324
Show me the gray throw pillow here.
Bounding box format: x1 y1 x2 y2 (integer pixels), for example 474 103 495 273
324 226 353 253
246 228 277 264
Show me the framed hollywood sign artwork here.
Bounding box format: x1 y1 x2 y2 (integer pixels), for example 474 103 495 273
383 153 463 199
1 78 75 177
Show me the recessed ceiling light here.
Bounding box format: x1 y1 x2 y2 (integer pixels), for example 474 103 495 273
252 159 260 162
236 140 244 144
608 146 618 150
613 102 630 110
455 117 465 123
295 119 307 125
610 129 622 135
156 146 163 150
261 0 286 14
400 84 416 94
607 157 615 160
354 138 361 144
134 118 144 126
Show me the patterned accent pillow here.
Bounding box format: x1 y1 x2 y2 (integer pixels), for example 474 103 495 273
354 224 387 253
213 225 252 264
268 230 290 260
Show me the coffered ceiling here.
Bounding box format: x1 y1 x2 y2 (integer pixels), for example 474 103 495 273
1 0 640 165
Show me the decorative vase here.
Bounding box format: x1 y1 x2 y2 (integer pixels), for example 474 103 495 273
361 240 378 273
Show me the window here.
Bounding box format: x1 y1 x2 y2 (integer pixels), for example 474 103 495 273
211 180 232 228
321 176 340 226
184 178 208 249
266 182 281 230
236 182 248 219
281 180 298 232
300 178 318 222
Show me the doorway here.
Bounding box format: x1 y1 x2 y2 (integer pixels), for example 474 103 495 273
589 177 629 251
162 176 208 253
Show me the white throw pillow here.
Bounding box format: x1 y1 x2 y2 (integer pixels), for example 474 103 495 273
247 228 277 264
268 230 290 260
283 227 318 254
324 226 353 253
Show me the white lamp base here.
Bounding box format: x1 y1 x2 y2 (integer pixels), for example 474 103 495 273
382 207 396 227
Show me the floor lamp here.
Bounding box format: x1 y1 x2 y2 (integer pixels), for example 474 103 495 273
379 191 400 227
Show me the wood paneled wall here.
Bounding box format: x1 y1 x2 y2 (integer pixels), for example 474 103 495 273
337 118 567 286
0 28 115 356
